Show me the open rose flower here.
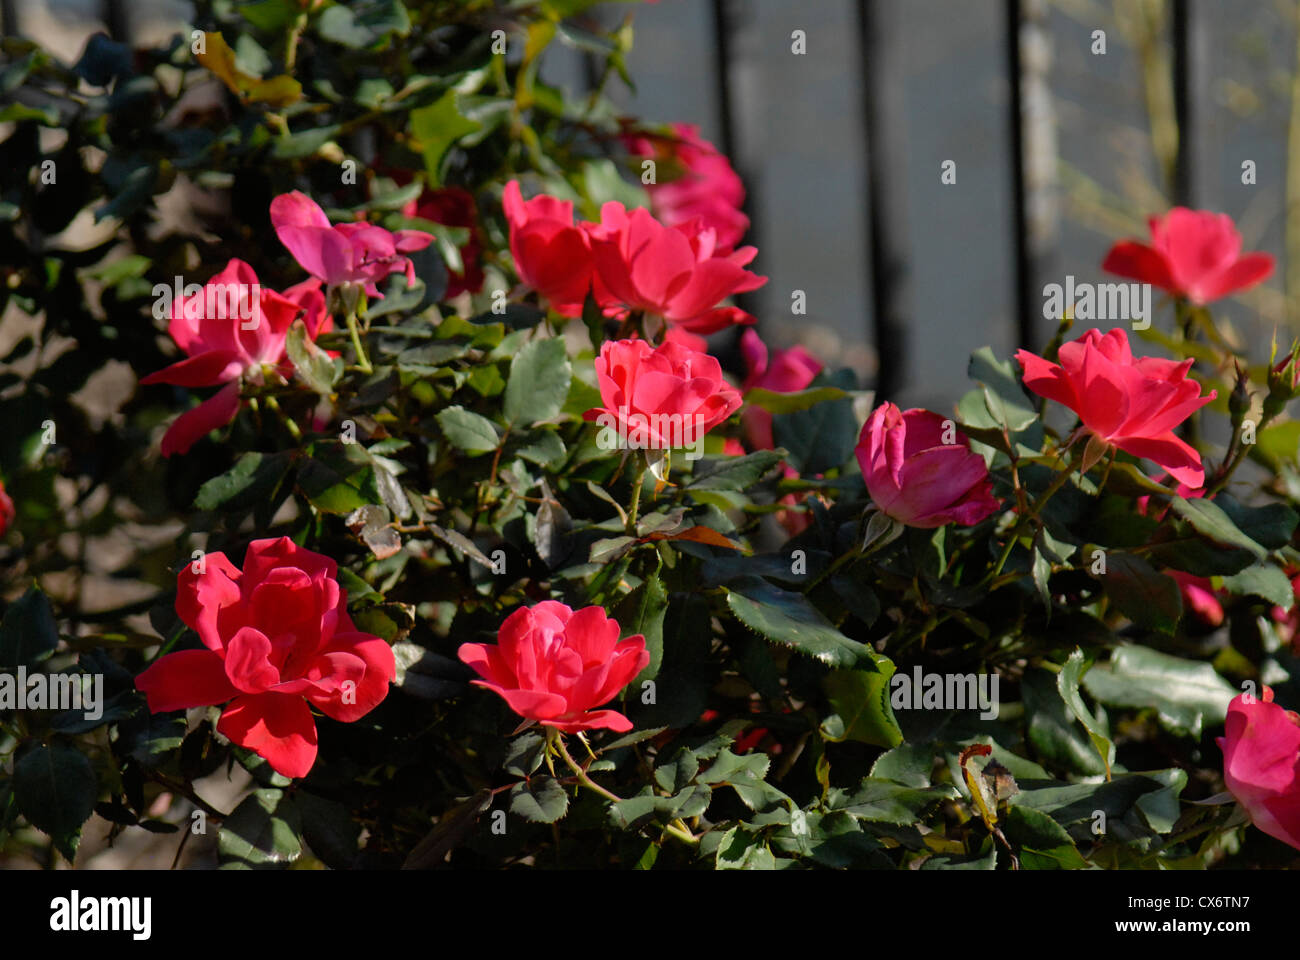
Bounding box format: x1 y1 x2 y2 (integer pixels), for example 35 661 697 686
458 601 649 733
502 180 594 317
140 258 307 457
1218 687 1300 852
589 202 766 334
582 338 743 451
1016 327 1216 488
271 191 433 298
135 537 396 778
626 122 749 253
1102 207 1273 305
857 402 1000 528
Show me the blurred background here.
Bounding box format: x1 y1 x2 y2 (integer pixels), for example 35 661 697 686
3 0 1295 412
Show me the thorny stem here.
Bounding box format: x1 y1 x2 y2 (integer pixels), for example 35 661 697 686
550 729 698 848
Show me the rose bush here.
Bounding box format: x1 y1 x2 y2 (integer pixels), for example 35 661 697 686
3 0 1300 872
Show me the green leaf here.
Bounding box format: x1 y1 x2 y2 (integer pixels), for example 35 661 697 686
218 789 303 869
1101 552 1182 633
296 792 359 870
1170 497 1267 560
1003 805 1087 870
821 668 903 748
1222 564 1294 607
503 733 547 778
509 776 569 823
1080 644 1237 738
286 320 340 395
1215 495 1299 550
725 576 876 669
436 405 500 455
834 777 958 824
771 370 857 474
410 89 481 186
688 449 785 491
968 345 1036 432
194 451 293 513
0 586 59 669
614 569 667 684
1022 669 1107 777
716 826 777 870
13 743 97 861
1057 649 1115 777
119 709 187 766
744 386 849 415
504 338 571 426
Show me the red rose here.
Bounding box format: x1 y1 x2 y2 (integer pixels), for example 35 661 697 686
135 537 396 778
458 601 649 733
502 180 593 317
588 202 766 334
582 338 742 452
857 402 1000 529
1218 687 1300 851
1102 207 1273 305
1016 327 1215 488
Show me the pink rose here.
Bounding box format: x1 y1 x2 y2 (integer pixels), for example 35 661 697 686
588 202 766 334
627 123 749 253
270 191 433 297
1218 687 1300 851
140 258 306 457
1103 207 1273 305
1016 327 1216 488
135 537 395 778
856 402 1001 528
458 601 649 733
582 338 742 450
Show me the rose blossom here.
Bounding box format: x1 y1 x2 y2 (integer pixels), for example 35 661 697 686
140 258 310 457
1016 327 1216 488
626 122 749 252
502 179 594 317
588 201 766 334
1102 207 1273 305
1218 687 1300 852
856 402 1001 528
270 191 433 297
458 601 649 733
135 537 396 778
582 337 743 452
